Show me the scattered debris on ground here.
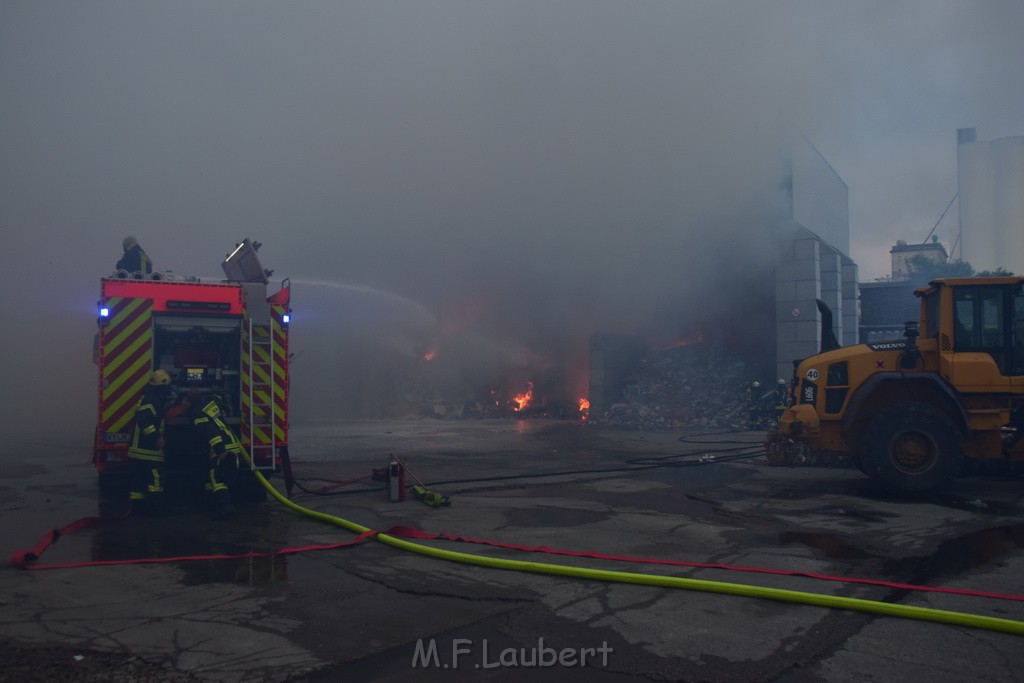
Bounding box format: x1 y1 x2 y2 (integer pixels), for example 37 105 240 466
405 342 774 431
592 343 759 431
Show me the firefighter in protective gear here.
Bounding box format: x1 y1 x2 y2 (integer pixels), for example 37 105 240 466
190 395 241 519
772 379 789 416
116 236 153 276
745 380 762 430
127 369 182 514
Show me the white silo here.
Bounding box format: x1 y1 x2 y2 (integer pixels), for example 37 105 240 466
957 128 1024 273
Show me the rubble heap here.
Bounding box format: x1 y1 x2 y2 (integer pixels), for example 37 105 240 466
593 343 757 431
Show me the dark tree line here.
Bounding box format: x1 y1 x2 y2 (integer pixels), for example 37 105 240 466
906 253 1013 286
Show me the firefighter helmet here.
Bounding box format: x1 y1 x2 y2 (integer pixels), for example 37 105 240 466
123 236 139 251
778 378 787 385
150 369 172 385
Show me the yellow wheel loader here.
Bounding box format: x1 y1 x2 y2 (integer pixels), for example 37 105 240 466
773 276 1024 493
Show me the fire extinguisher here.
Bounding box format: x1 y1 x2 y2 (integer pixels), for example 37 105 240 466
387 456 405 502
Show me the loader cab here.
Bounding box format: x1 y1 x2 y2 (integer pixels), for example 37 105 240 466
925 277 1024 384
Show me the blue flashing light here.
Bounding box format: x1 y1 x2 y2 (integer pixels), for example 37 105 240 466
99 306 110 318
282 313 291 324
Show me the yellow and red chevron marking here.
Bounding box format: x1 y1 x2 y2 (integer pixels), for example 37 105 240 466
271 304 289 445
99 297 154 440
241 322 272 448
240 304 289 457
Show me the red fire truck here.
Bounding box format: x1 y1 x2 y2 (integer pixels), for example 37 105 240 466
93 239 292 516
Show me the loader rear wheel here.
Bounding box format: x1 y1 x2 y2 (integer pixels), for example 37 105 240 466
859 402 963 494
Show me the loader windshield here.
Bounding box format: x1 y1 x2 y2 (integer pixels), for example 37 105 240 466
922 290 939 338
952 284 1019 376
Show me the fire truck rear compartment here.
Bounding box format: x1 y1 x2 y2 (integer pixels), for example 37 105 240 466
97 315 269 516
154 315 244 413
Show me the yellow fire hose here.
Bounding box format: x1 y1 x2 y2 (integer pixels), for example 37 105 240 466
249 463 1024 637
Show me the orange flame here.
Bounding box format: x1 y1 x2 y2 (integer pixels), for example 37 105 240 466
578 397 590 421
512 382 534 412
671 333 705 348
423 350 436 361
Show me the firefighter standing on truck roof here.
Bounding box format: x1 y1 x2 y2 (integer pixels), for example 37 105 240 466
127 370 187 515
190 394 241 520
116 236 152 276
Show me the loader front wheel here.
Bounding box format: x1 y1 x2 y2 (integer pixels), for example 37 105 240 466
859 402 963 494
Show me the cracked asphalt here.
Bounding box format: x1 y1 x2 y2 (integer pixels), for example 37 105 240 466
4 420 1024 681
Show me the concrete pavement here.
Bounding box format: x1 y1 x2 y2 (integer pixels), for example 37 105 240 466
3 420 1024 681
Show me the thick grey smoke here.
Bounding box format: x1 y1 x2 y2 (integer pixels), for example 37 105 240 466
1 2 1022 438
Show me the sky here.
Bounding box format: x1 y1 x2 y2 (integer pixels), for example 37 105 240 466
2 1 1023 438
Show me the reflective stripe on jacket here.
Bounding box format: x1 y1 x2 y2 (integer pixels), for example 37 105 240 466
192 402 243 459
127 388 167 462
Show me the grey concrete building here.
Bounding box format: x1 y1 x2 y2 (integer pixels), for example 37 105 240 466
774 138 858 381
589 138 859 410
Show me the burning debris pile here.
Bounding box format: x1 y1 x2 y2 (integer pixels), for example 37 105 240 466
415 386 587 421
592 342 756 431
393 335 762 428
